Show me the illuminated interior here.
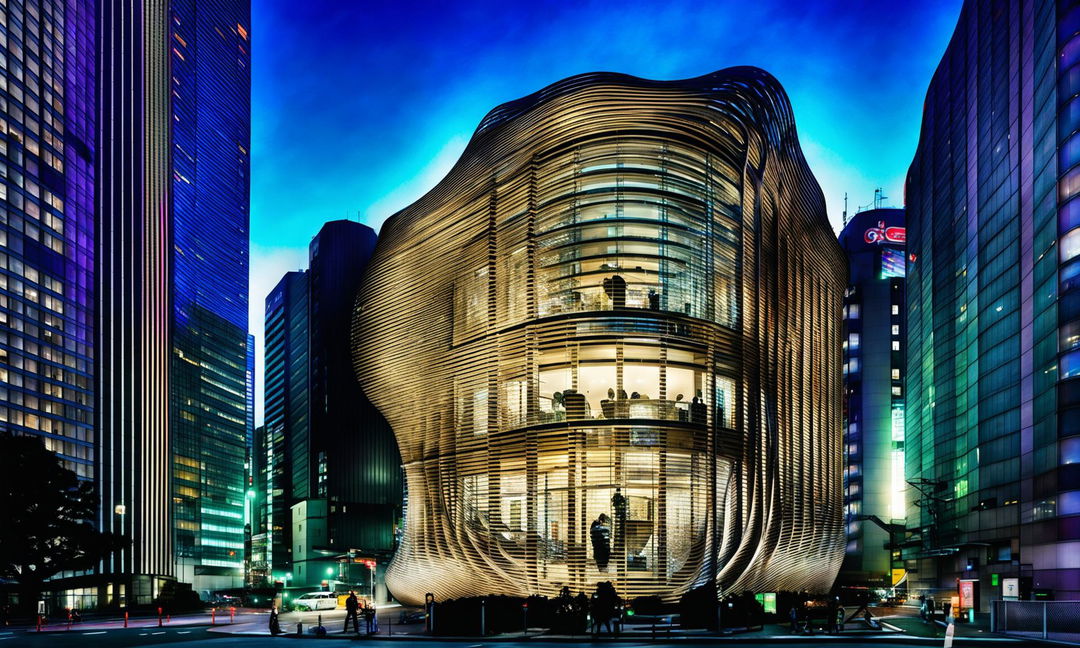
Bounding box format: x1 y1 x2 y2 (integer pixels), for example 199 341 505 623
354 68 847 604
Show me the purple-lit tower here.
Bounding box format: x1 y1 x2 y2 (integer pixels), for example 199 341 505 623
906 0 1080 607
0 0 96 608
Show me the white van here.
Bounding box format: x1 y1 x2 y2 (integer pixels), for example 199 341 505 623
293 591 338 611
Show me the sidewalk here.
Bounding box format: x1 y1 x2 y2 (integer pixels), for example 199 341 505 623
210 615 1021 643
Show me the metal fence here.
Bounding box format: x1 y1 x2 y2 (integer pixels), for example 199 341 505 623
992 600 1080 644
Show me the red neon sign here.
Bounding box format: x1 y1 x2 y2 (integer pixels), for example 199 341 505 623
864 221 906 245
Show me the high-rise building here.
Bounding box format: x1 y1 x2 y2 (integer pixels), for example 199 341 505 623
248 424 269 587
0 0 96 609
906 0 1079 606
837 208 906 588
302 221 401 594
263 270 309 580
262 221 402 594
353 68 846 604
0 0 96 478
168 0 251 593
97 0 251 599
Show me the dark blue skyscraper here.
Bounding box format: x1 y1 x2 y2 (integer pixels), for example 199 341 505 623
97 0 251 600
0 0 96 608
169 0 252 592
263 270 309 580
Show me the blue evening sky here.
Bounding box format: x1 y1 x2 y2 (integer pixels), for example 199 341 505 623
250 0 962 423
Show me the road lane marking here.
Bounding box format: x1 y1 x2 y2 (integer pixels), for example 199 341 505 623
177 630 191 634
152 631 165 635
81 631 107 635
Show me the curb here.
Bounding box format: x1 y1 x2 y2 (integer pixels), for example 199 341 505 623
208 629 1024 644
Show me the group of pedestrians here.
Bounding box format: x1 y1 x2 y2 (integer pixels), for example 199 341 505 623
267 590 377 636
589 581 623 637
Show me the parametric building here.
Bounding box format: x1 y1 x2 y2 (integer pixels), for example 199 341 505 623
353 68 846 604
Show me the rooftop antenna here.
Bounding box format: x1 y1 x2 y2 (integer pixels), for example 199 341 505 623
874 187 887 210
842 192 849 227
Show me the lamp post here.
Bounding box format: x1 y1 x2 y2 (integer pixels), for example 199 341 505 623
365 560 376 603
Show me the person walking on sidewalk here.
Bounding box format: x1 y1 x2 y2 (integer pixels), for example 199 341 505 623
344 591 360 634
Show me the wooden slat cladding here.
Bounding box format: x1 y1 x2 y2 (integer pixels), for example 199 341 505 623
354 68 846 604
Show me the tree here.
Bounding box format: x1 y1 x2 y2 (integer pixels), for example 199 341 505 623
0 432 125 613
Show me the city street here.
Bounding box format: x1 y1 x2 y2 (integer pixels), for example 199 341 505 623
0 633 1022 648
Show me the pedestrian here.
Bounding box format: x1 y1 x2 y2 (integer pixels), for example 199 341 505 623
269 605 281 635
364 601 376 634
344 591 360 634
789 604 799 633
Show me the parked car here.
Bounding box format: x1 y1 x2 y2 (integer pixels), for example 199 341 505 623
293 592 338 611
207 593 241 607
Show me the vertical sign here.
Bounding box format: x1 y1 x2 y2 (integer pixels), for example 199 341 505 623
959 580 975 609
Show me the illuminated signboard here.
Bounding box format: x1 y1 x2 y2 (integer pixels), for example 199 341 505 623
754 592 777 614
959 580 975 610
881 248 906 278
864 221 906 245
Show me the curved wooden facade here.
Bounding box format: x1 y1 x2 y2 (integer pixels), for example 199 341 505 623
353 68 846 605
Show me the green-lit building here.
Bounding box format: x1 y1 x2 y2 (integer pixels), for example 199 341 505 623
905 0 1080 607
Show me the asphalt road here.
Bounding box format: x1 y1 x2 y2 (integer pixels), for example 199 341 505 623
0 631 1013 648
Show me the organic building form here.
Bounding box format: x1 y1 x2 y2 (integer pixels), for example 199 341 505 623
353 68 846 604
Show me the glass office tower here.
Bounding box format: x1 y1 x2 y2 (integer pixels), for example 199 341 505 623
97 0 251 598
354 68 847 604
0 0 95 471
837 208 906 589
0 0 96 608
167 0 251 592
906 0 1079 607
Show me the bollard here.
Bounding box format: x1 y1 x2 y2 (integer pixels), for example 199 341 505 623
166 614 170 624
480 599 485 637
230 607 235 624
158 607 163 627
388 616 393 637
1042 602 1048 641
36 615 41 632
297 621 303 636
67 611 72 631
211 608 216 625
124 611 129 628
